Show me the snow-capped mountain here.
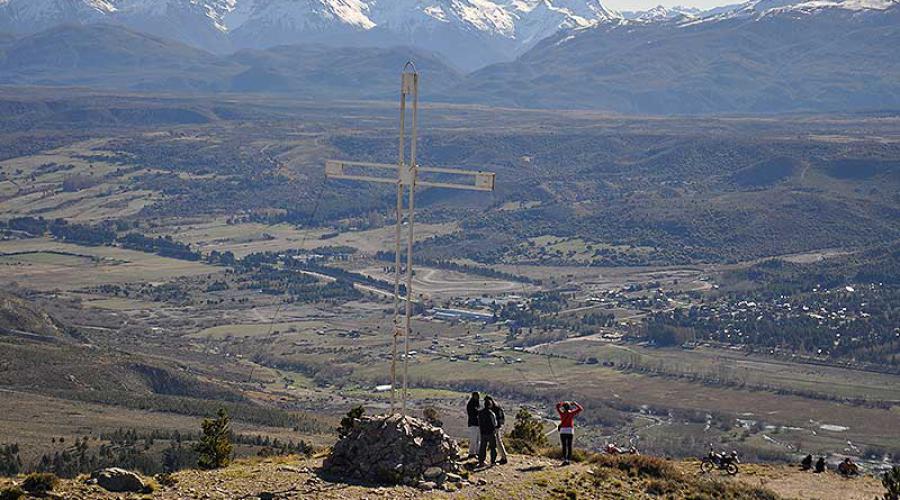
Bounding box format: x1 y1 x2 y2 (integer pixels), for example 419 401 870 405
0 0 117 34
112 0 234 52
227 0 380 53
680 0 899 23
621 5 701 22
228 0 622 68
0 0 621 69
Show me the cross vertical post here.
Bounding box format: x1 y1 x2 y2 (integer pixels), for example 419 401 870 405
325 62 496 417
401 65 418 416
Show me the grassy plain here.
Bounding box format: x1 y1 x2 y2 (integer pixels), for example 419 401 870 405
541 341 900 403
0 238 211 290
164 219 459 257
0 139 161 221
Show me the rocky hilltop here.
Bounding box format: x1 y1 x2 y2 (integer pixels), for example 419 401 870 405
1 452 885 499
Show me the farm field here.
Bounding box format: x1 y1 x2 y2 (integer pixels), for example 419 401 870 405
0 238 212 290
161 219 460 258
539 341 900 404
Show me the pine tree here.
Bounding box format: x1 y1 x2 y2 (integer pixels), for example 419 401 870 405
195 409 233 470
506 407 549 454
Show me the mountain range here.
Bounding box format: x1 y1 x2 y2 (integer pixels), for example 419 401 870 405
453 0 900 112
0 0 620 70
0 0 898 113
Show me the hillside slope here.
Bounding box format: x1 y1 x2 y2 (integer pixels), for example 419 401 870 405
0 24 460 97
0 292 64 338
451 2 900 113
8 453 884 499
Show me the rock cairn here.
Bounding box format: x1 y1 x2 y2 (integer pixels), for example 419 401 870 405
323 414 461 486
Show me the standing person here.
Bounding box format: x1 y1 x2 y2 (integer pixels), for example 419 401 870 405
477 398 498 467
484 396 508 465
466 392 481 459
556 400 584 465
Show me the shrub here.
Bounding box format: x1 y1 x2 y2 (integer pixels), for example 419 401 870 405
689 480 780 500
143 477 160 493
645 478 678 496
590 454 680 481
338 405 365 439
196 408 233 470
505 407 549 455
0 486 24 500
21 472 58 493
884 466 900 500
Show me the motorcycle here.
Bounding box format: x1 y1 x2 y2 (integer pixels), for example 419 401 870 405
700 450 739 475
605 443 640 455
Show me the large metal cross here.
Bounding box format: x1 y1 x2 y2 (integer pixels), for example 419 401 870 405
325 62 496 416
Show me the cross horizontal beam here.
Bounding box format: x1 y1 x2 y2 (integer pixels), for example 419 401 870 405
325 160 495 192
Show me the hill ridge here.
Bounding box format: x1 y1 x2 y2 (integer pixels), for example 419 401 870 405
2 452 885 499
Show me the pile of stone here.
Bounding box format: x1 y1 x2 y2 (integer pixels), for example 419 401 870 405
323 414 464 488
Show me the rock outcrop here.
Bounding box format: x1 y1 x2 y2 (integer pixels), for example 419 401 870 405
323 414 460 485
91 468 147 493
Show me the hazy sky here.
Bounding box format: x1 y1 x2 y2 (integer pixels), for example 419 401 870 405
604 0 738 12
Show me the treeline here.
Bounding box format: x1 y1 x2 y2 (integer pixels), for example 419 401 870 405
238 250 402 297
374 251 537 284
0 217 201 261
46 389 329 434
731 242 900 295
119 233 200 261
2 429 313 479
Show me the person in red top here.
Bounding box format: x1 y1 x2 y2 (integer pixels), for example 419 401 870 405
556 400 584 465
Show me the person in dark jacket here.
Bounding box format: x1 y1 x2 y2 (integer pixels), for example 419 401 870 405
814 456 826 473
477 398 498 467
466 392 481 459
801 454 813 471
837 458 859 476
484 396 508 465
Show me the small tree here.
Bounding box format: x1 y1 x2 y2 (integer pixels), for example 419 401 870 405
196 408 233 470
506 407 549 455
884 466 900 500
338 406 365 439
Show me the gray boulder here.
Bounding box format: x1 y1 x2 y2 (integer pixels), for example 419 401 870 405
423 466 445 482
91 467 146 493
323 414 460 485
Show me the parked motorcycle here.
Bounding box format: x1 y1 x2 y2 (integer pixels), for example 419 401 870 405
700 449 739 475
605 443 640 455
